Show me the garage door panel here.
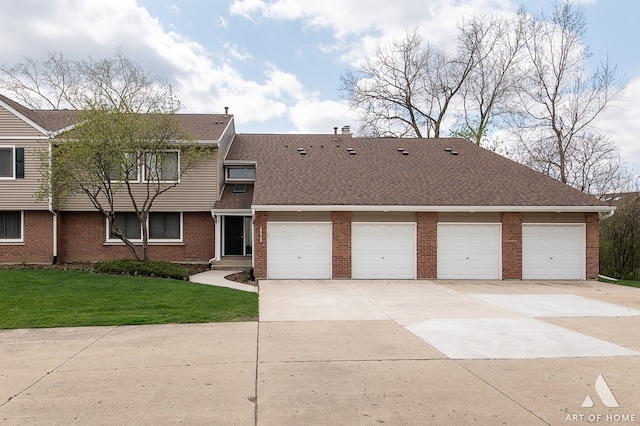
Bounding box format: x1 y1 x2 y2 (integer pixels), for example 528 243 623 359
267 222 332 279
522 225 585 280
352 223 415 279
437 224 501 280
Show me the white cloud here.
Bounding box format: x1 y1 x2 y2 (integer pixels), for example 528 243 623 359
230 0 517 64
0 0 308 128
597 76 640 173
288 99 354 133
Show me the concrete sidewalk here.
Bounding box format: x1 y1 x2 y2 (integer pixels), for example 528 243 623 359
1 280 640 425
189 269 257 293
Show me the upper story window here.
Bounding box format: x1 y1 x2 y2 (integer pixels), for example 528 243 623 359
145 151 179 182
109 152 140 182
0 146 24 180
226 165 255 181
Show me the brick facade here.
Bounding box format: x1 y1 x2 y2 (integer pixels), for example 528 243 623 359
585 212 599 280
332 211 352 279
0 211 54 264
416 212 437 279
253 211 268 279
501 212 522 280
58 211 214 263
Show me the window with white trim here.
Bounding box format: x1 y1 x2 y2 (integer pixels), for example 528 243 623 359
0 211 22 241
226 165 255 180
108 212 182 242
109 152 139 182
0 146 24 179
145 151 179 182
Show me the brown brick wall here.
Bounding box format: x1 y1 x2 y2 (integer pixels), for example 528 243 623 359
0 211 54 264
501 212 522 280
58 211 214 263
416 212 437 279
586 212 599 280
253 211 267 279
332 211 352 279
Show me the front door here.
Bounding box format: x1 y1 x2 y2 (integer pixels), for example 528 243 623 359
225 216 244 255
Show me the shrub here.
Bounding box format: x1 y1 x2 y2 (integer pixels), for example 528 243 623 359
94 259 190 280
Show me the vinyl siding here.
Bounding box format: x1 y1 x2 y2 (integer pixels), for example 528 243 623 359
0 106 45 138
267 211 332 222
438 212 501 223
60 147 219 212
351 211 416 222
522 212 586 223
0 139 49 209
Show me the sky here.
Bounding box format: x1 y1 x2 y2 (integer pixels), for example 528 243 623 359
1 0 639 174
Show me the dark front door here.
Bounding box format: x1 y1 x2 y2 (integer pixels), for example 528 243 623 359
225 216 244 255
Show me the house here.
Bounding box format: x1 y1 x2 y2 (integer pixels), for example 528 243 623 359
1 95 614 280
0 94 233 265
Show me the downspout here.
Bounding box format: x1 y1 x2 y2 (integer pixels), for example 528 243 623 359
210 210 222 263
48 136 58 264
600 210 615 221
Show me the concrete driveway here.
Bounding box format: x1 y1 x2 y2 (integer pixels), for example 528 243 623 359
2 280 640 425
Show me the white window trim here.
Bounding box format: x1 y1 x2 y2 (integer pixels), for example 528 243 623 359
225 165 256 182
105 212 184 243
143 150 180 184
109 152 141 184
0 145 16 181
0 210 24 243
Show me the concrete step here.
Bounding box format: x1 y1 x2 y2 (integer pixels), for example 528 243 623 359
210 256 252 271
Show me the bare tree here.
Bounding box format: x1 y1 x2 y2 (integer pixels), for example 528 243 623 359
510 1 624 193
451 12 527 145
340 27 480 138
0 51 81 109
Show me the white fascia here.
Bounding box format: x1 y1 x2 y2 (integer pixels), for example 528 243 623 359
211 209 252 216
251 205 616 213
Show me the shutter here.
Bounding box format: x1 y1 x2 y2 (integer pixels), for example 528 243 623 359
15 148 24 179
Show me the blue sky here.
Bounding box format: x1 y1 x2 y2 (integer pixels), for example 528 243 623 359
1 0 639 173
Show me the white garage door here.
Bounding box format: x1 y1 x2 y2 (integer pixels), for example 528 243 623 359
267 222 332 279
352 223 416 279
522 224 585 280
438 223 501 279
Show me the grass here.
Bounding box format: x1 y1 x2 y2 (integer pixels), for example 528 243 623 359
0 269 258 329
599 277 640 288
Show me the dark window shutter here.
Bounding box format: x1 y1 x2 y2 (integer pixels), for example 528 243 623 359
15 148 24 178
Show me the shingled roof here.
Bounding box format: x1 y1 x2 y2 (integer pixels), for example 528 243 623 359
0 94 231 140
226 134 610 210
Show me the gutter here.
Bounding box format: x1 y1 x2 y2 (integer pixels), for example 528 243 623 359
250 204 617 213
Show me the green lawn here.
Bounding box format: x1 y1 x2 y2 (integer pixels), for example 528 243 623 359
0 269 258 329
599 277 640 288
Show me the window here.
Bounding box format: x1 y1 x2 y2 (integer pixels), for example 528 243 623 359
145 151 179 182
107 212 182 242
0 146 23 179
0 211 22 241
149 212 180 239
109 153 139 182
232 184 247 193
226 166 255 180
111 213 141 240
